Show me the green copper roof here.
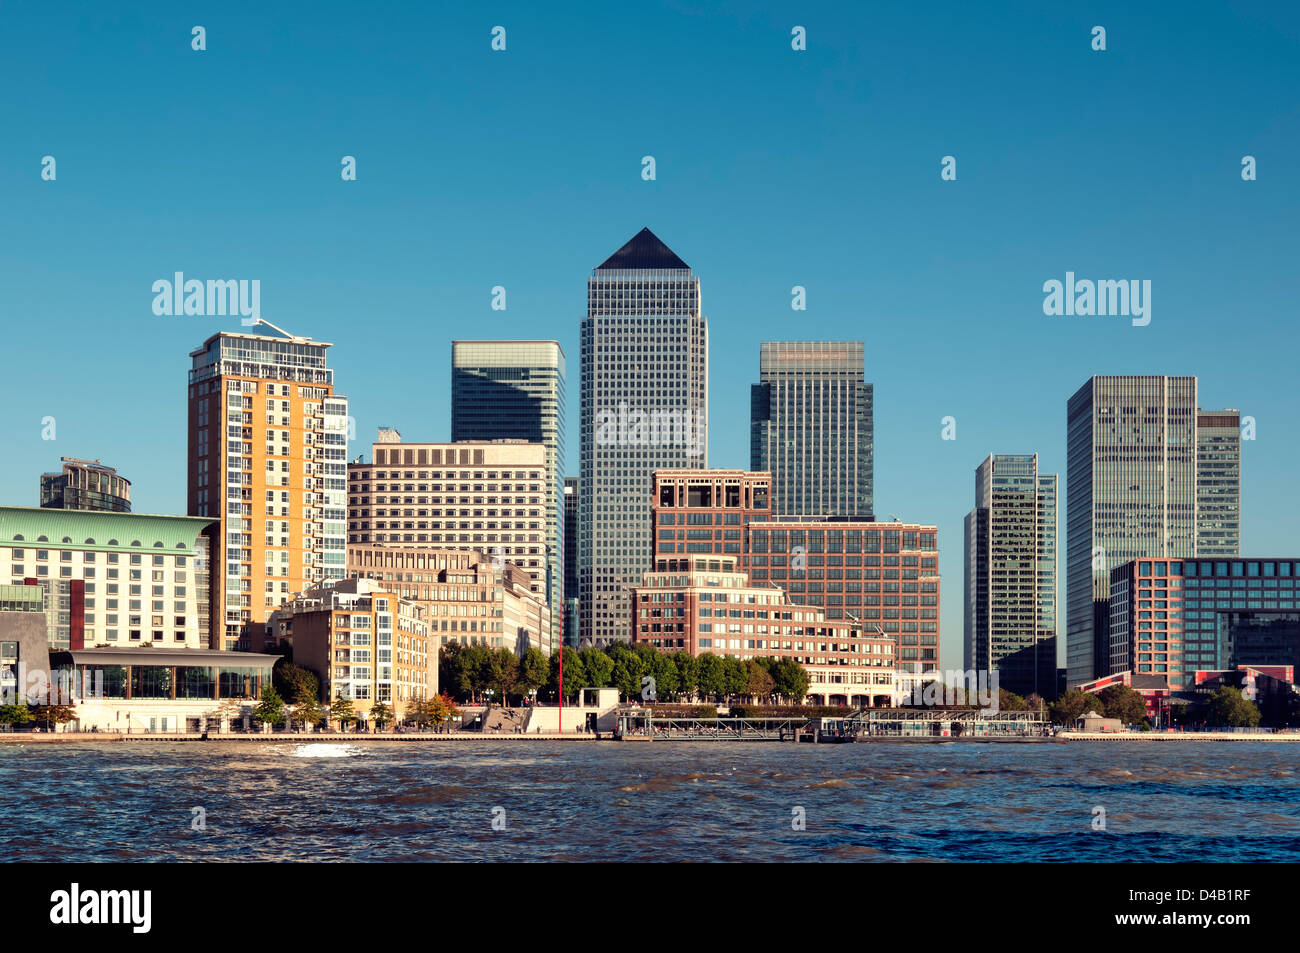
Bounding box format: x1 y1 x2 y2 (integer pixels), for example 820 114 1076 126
0 506 215 554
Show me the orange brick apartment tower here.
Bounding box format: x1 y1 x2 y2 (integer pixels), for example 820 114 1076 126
187 321 349 650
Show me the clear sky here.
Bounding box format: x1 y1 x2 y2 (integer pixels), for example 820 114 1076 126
2 1 1296 668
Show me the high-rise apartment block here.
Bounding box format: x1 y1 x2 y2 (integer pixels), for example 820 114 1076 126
40 458 131 513
188 322 349 650
579 228 708 646
963 454 1058 698
451 340 566 648
750 341 873 519
563 477 579 646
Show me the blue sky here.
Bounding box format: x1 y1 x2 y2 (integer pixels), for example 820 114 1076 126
2 1 1297 667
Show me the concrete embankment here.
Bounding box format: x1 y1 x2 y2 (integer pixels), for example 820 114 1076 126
0 731 599 743
1060 731 1300 742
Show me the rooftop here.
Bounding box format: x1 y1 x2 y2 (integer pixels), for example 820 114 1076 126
596 227 690 271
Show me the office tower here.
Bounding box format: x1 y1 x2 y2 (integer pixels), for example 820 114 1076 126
347 545 552 656
963 454 1058 698
346 434 551 649
0 506 214 650
451 341 566 649
40 458 132 513
651 469 771 562
631 554 899 706
745 518 940 673
188 321 349 650
750 341 873 519
1196 409 1242 557
563 477 579 645
1066 376 1197 686
1108 557 1300 691
580 227 708 646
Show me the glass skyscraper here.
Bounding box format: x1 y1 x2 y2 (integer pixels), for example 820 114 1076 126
1066 376 1198 686
1196 409 1242 557
579 228 708 646
964 453 1057 698
750 341 873 519
450 340 566 648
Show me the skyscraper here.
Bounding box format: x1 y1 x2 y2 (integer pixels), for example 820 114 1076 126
451 341 566 647
750 341 873 519
579 227 708 646
964 454 1058 698
1066 376 1197 686
1196 409 1242 557
188 321 349 650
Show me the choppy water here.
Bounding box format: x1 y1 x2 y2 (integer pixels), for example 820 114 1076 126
1 741 1297 861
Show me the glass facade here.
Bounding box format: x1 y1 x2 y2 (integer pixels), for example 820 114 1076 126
451 341 566 648
963 454 1057 698
1066 376 1197 686
1196 410 1242 557
579 229 708 645
750 341 873 519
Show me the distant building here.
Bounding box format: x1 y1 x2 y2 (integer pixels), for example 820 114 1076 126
651 468 771 564
0 582 51 703
1076 670 1172 724
745 518 940 673
346 545 551 657
0 506 215 651
1196 409 1242 557
1066 376 1198 686
964 454 1058 698
751 341 873 519
630 554 900 706
580 227 709 646
1108 557 1300 691
346 435 550 647
40 458 131 513
270 578 433 717
451 340 566 649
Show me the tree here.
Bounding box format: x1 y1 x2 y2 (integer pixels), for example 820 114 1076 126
547 647 587 702
1206 686 1261 728
647 650 681 701
770 658 810 703
332 692 357 732
579 647 614 689
1099 684 1149 725
696 653 726 701
429 693 462 731
273 660 319 707
745 659 775 701
0 704 34 729
29 688 76 731
609 646 645 701
722 657 748 701
672 652 699 701
1048 689 1104 726
519 648 550 699
439 642 475 703
293 684 322 731
1024 693 1047 716
371 700 394 730
998 689 1029 712
253 686 286 729
487 648 520 705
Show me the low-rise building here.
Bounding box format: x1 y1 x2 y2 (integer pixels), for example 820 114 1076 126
1077 670 1171 724
0 582 52 703
40 458 132 513
0 506 216 651
270 578 433 715
630 555 899 707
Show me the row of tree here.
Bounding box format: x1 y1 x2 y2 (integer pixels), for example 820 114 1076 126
250 683 463 732
438 642 812 706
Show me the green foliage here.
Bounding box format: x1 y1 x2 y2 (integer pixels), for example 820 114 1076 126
696 653 726 700
0 704 34 727
1098 684 1150 725
745 659 775 699
1048 689 1105 725
1206 686 1261 728
579 647 614 689
722 657 748 699
672 652 699 699
404 696 431 728
769 659 810 702
273 660 319 706
998 689 1029 712
331 692 357 730
371 700 393 729
293 683 322 729
609 645 645 700
254 686 286 728
547 646 587 701
519 648 550 697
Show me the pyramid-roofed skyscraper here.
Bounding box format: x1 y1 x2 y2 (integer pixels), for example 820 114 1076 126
579 228 708 645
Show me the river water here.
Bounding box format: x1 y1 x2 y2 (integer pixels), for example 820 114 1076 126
2 741 1297 862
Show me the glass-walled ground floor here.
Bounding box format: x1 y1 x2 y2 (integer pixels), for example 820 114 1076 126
48 649 277 702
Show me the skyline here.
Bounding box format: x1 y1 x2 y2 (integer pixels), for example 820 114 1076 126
2 1 1297 670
